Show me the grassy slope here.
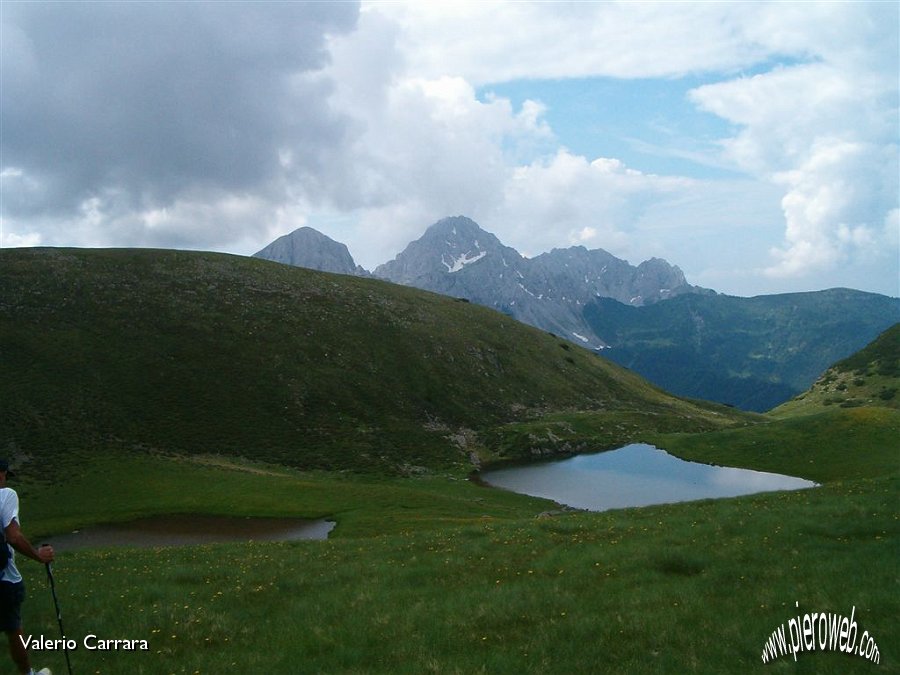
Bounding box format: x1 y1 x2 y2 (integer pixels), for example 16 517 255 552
20 452 556 541
771 323 899 418
16 398 899 673
5 248 898 673
653 407 899 484
18 448 897 674
1 248 742 476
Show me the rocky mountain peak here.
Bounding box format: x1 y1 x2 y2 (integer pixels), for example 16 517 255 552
371 216 710 349
420 216 509 271
253 227 367 277
374 216 521 284
632 258 692 303
424 215 486 240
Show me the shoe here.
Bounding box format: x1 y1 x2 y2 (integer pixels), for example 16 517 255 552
35 668 52 675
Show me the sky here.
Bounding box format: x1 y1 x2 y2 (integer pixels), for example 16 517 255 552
1 1 898 298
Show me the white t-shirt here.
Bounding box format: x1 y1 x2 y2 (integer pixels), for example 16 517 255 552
0 488 22 584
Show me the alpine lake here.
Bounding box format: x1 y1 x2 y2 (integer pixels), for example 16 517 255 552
478 443 817 512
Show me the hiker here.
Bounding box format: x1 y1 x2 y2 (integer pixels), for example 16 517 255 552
0 459 54 675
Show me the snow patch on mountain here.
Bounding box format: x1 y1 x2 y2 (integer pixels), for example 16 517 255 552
444 250 487 273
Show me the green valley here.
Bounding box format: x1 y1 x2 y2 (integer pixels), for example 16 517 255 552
584 291 899 412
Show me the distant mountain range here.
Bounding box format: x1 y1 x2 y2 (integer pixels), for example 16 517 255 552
585 292 900 411
254 216 900 411
257 216 710 348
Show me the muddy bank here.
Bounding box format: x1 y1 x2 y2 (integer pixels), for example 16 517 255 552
44 514 335 551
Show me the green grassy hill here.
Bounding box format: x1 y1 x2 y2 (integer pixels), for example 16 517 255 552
0 248 742 477
771 323 899 417
656 325 900 482
4 249 896 674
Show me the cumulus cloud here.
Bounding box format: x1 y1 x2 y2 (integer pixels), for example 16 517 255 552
369 1 770 83
765 138 895 276
317 9 559 264
689 1 899 280
485 151 692 259
322 1 897 288
1 1 358 245
1 1 896 296
315 4 746 268
335 74 556 266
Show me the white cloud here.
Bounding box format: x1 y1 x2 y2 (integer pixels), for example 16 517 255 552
1 2 359 244
691 56 898 280
320 1 897 292
764 139 890 277
1 1 896 296
367 1 770 83
482 150 693 260
321 5 736 268
0 228 41 248
682 1 898 282
317 13 562 265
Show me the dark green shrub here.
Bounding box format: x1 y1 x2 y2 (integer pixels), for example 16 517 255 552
839 399 863 408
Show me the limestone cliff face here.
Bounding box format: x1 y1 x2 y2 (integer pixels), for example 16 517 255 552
373 216 709 348
253 227 368 277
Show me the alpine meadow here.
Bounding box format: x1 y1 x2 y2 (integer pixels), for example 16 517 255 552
1 248 897 673
1 2 898 673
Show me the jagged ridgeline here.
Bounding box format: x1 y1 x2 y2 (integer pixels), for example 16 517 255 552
1 248 737 474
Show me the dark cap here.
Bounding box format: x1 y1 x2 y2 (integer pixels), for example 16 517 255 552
0 459 14 477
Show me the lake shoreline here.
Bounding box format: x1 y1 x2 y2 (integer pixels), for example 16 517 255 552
478 443 818 512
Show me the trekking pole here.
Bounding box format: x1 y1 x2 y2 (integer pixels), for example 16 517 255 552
45 561 74 675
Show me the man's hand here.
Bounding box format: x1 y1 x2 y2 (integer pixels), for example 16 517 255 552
37 544 54 564
5 519 55 564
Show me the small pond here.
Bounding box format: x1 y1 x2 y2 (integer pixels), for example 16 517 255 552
479 443 817 512
45 515 335 552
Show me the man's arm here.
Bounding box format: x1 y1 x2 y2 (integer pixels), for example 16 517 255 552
4 519 53 564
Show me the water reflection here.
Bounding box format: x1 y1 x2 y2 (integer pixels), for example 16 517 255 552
479 444 816 512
